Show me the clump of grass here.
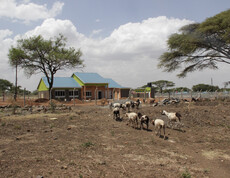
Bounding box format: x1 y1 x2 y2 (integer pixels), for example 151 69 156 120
79 174 83 178
136 139 142 145
49 123 54 129
1 122 6 127
111 131 115 136
81 141 94 148
14 125 21 130
181 168 191 178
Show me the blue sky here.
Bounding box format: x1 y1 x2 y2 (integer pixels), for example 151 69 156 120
1 0 230 91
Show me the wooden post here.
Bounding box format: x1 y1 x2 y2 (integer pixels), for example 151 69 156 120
84 86 86 102
23 88 25 107
73 88 76 106
95 87 97 105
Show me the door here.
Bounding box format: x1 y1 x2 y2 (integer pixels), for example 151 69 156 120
98 91 102 99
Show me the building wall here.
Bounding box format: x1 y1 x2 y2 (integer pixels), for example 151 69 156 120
81 85 109 100
38 88 81 101
38 91 49 99
121 89 130 98
52 88 81 101
107 88 121 100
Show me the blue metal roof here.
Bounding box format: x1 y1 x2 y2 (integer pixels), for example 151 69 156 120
73 72 108 84
105 78 124 88
42 77 81 88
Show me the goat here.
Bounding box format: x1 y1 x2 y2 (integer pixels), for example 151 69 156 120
113 107 120 120
151 119 166 139
137 112 149 130
125 112 138 129
135 99 141 109
110 102 125 110
161 110 182 129
125 101 132 112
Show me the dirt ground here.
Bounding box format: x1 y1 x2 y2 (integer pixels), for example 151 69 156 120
0 99 230 178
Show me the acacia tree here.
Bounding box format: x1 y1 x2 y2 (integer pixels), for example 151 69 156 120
192 84 219 92
158 9 230 77
151 80 175 94
8 34 84 99
0 79 14 101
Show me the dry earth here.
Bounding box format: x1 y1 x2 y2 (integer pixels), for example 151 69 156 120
0 99 230 178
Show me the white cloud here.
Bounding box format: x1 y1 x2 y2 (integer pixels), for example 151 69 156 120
90 29 103 37
0 0 64 23
1 16 229 91
0 29 13 40
95 19 101 23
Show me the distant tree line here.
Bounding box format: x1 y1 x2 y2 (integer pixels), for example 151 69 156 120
0 78 33 96
137 80 230 94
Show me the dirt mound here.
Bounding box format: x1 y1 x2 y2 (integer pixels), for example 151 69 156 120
34 98 49 103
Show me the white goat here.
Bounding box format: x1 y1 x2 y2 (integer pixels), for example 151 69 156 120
113 103 121 108
151 119 166 139
125 112 138 129
161 110 182 129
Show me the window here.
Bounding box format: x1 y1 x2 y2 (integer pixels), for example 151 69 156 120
69 90 79 97
86 91 92 98
55 90 65 98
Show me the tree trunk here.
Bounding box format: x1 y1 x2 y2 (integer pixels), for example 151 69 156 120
14 63 18 101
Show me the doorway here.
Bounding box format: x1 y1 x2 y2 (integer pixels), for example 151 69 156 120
98 91 102 99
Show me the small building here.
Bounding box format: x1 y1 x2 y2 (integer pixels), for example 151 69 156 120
37 72 130 101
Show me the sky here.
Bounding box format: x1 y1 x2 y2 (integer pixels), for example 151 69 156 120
0 0 230 91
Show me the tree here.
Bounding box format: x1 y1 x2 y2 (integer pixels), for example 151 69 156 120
8 34 84 99
0 79 14 101
173 87 191 92
8 48 24 100
158 9 230 77
192 84 219 92
0 79 13 93
151 80 175 94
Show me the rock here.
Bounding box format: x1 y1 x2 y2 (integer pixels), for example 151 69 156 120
61 165 68 169
50 118 58 120
36 176 44 178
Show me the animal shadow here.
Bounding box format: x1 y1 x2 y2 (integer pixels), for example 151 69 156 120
115 117 123 122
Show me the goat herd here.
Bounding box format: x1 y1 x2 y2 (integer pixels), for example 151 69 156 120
110 99 182 140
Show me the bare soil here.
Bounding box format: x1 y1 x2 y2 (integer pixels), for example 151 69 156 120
0 99 230 178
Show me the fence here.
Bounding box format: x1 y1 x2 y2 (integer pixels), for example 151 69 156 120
131 91 230 101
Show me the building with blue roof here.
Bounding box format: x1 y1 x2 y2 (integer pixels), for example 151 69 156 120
37 72 130 101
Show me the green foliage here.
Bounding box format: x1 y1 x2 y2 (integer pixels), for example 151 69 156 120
0 79 13 93
192 84 219 92
31 90 38 95
181 169 191 178
159 9 230 78
173 87 191 92
151 80 175 93
81 141 94 148
8 34 84 99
